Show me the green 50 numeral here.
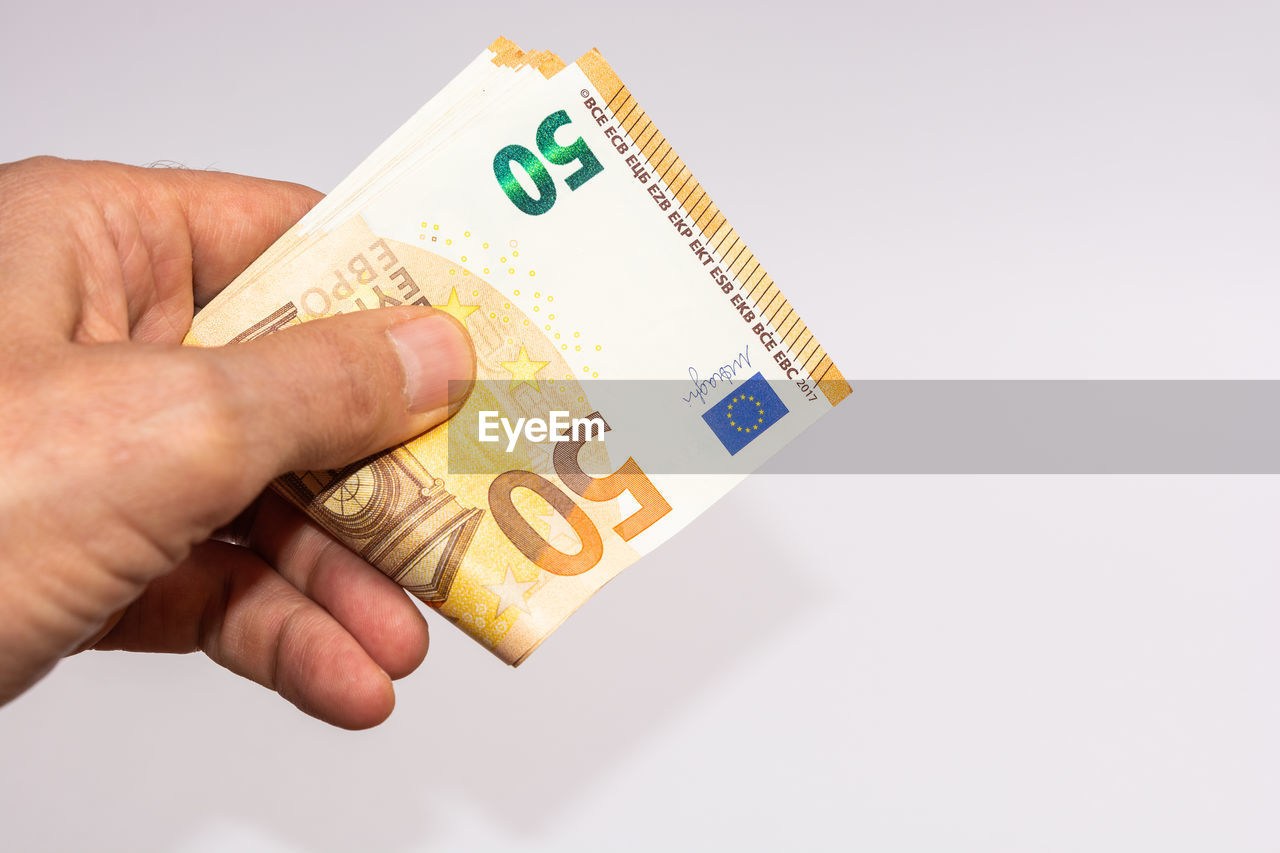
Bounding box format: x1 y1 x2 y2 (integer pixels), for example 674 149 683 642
493 110 603 215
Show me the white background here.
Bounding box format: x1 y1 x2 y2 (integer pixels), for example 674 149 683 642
1 1 1277 850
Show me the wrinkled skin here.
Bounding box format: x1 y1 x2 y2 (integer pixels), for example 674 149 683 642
0 157 474 728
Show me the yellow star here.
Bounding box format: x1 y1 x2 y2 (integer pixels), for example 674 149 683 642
436 287 479 325
500 346 548 389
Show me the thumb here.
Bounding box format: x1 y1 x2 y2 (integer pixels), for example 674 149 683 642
201 305 474 481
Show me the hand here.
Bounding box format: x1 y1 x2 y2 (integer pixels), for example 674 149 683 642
0 157 474 728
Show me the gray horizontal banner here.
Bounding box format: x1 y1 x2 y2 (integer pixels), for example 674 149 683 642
760 380 1280 474
444 380 1280 475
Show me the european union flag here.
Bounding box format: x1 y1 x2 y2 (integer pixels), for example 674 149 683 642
701 371 789 455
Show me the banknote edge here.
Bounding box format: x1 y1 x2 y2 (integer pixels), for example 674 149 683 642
573 47 851 407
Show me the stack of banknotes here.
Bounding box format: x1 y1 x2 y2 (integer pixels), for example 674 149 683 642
188 37 850 664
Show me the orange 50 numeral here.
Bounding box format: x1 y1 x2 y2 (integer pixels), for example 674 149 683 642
487 412 671 575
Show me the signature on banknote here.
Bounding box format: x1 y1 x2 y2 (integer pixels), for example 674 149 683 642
682 346 752 407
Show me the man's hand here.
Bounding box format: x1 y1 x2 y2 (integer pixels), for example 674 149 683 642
0 157 475 728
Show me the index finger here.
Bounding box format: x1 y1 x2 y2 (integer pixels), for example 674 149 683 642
135 164 323 305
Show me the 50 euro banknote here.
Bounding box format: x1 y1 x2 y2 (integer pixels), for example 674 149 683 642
187 38 850 664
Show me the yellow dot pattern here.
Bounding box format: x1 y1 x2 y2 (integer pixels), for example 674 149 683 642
416 225 537 282
412 225 603 376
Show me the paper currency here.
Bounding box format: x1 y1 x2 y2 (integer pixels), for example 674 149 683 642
187 38 850 664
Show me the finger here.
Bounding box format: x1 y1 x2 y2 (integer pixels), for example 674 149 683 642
195 305 475 481
136 165 323 303
0 158 322 343
58 158 323 303
248 490 429 680
94 540 397 729
35 309 472 586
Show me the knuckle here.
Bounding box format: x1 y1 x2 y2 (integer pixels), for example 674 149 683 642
6 155 68 179
2 156 95 195
0 158 133 232
0 157 74 208
167 354 252 477
307 323 397 451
